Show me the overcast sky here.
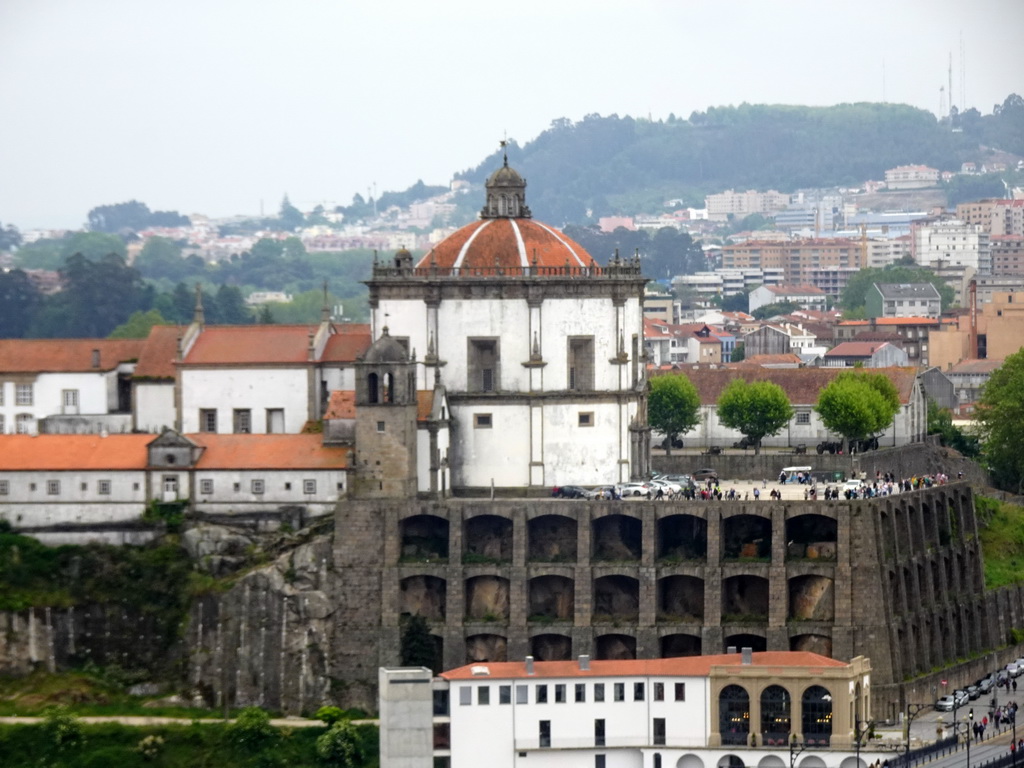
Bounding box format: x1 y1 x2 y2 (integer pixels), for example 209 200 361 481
1 0 1022 230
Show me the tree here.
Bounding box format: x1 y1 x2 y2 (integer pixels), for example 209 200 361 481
226 707 279 752
927 399 980 459
59 253 148 337
751 301 800 320
87 200 189 233
215 285 250 324
715 379 794 454
648 373 701 455
278 194 305 231
316 720 364 767
0 221 22 251
840 266 954 313
0 269 42 338
400 614 440 673
108 309 169 339
977 350 1024 492
133 236 194 281
730 344 745 363
59 232 127 262
814 371 901 452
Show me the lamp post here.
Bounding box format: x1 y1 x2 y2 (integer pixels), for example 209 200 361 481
955 710 974 768
853 720 871 768
903 702 927 758
789 733 806 768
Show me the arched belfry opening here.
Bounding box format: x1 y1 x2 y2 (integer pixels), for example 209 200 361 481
480 146 531 220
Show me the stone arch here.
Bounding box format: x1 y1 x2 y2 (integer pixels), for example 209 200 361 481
658 514 707 561
718 757 745 768
796 758 827 768
465 633 506 662
399 515 449 561
719 684 750 745
724 633 767 652
528 575 574 621
758 757 786 768
464 575 509 621
788 575 834 621
464 514 512 563
676 755 703 768
789 634 832 657
595 633 635 660
760 684 792 745
661 633 701 658
657 575 704 622
592 514 642 561
839 758 867 768
722 514 772 560
527 514 577 562
593 575 639 622
722 575 769 621
399 575 446 620
530 633 571 661
785 514 837 560
367 372 379 404
801 684 832 746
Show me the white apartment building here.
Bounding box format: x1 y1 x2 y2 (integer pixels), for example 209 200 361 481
866 237 912 269
913 220 991 274
705 190 789 222
884 165 939 190
381 652 875 768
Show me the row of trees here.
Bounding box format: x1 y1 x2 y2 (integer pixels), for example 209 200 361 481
562 224 706 279
649 371 902 454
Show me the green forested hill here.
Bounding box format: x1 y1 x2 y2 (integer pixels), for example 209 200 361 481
456 96 1024 224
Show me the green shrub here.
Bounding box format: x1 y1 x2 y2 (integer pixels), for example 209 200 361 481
227 707 279 751
316 720 362 766
315 706 346 725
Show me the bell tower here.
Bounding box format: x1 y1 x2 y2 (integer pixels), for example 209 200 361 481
352 327 419 498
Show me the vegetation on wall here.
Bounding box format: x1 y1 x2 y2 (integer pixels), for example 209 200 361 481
976 496 1024 589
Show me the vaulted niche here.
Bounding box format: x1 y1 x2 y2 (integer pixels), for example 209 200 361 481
722 575 769 622
724 633 767 653
592 514 641 562
660 633 701 658
464 576 510 622
790 634 833 657
788 575 835 622
595 633 636 660
531 633 572 661
463 515 512 564
657 514 707 561
527 515 577 563
528 575 575 622
657 576 704 623
399 515 449 562
465 634 506 663
785 514 837 560
722 515 771 560
399 575 446 620
593 575 639 623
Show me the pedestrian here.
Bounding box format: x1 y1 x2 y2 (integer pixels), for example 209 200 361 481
1013 679 1017 692
753 488 760 500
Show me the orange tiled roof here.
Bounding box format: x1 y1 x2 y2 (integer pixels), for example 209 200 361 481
0 434 154 470
134 325 181 380
416 218 596 271
417 390 435 421
0 339 145 373
736 353 803 366
441 651 846 680
825 341 893 357
184 325 317 365
873 317 939 326
322 325 371 362
191 434 348 469
324 390 356 420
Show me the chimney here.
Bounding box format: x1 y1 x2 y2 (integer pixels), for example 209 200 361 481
91 349 100 368
578 654 590 671
727 646 737 655
741 647 753 665
525 656 535 676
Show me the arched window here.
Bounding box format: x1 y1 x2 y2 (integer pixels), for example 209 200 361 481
500 195 508 215
802 685 833 746
718 685 749 745
383 372 394 403
367 372 379 404
760 685 791 746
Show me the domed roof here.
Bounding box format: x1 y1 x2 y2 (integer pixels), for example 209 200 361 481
486 163 525 188
362 327 408 363
415 217 596 271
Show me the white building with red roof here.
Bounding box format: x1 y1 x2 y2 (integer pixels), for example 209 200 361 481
365 155 649 490
380 651 874 768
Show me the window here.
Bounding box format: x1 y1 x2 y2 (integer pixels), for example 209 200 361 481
594 718 605 747
233 482 241 492
555 684 566 703
578 412 594 427
674 682 686 701
251 479 265 494
200 479 214 495
634 682 645 701
15 414 33 434
200 409 217 433
376 421 385 433
568 337 595 390
538 720 550 749
595 757 606 768
468 338 499 392
266 408 284 433
62 389 79 414
459 687 471 706
474 413 492 429
653 717 666 746
499 685 511 704
478 686 490 705
133 482 140 491
233 409 251 433
614 683 625 702
654 682 664 701
29 483 36 492
536 685 548 703
594 683 605 702
796 411 811 425
303 479 317 494
0 481 8 495
15 384 33 406
575 683 586 702
80 482 87 491
46 480 60 495
516 685 528 704
98 480 111 495
0 386 4 406
284 482 292 491
0 414 4 433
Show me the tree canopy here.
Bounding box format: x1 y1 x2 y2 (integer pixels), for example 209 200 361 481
977 350 1024 493
715 379 794 454
841 266 955 312
87 200 189 233
814 371 902 450
648 374 701 454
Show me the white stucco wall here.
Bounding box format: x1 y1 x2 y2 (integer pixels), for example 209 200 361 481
180 368 310 433
134 382 177 433
0 469 146 527
0 372 118 434
188 469 345 516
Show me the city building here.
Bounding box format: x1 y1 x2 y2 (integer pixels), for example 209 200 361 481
382 651 874 768
884 165 939 190
911 219 991 274
944 358 1003 409
865 283 942 319
747 285 827 314
928 291 1024 369
956 199 1024 236
822 341 909 368
990 235 1024 275
722 239 863 286
705 189 789 222
833 318 940 368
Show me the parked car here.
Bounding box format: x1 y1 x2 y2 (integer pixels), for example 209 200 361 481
663 474 696 488
966 684 980 700
953 689 970 707
615 482 651 498
691 468 719 482
583 485 616 500
551 485 588 499
977 677 995 694
649 479 683 495
935 695 957 712
1006 662 1022 678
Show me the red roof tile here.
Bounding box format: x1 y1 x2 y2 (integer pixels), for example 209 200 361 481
191 434 348 469
0 339 145 373
184 326 317 365
324 390 356 419
416 219 596 271
134 325 181 380
441 651 846 680
825 341 893 357
0 435 154 470
873 317 939 326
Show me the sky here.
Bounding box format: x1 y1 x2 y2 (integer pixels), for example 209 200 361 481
1 0 1022 230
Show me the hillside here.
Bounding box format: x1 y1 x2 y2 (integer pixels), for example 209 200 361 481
451 96 1024 225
